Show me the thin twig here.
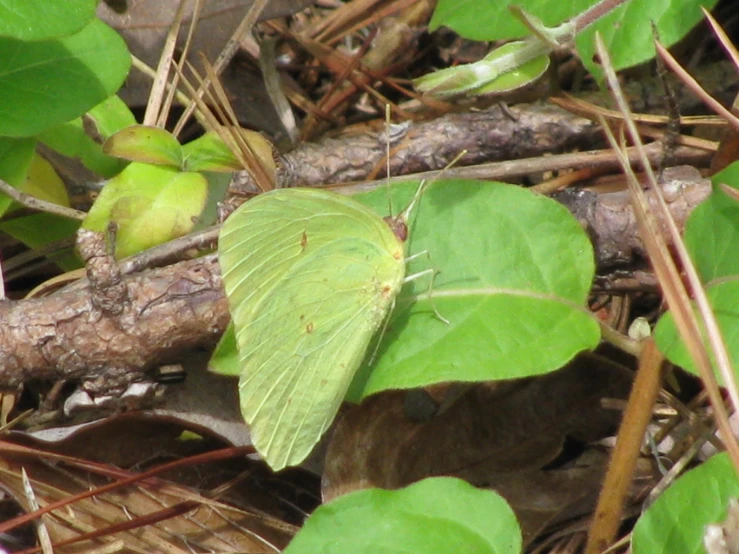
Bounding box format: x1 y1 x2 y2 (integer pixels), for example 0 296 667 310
586 339 664 554
335 142 711 195
0 179 86 220
119 225 220 275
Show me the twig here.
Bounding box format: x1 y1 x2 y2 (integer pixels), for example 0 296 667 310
599 321 642 357
586 339 664 554
119 225 220 275
335 142 710 195
0 179 86 220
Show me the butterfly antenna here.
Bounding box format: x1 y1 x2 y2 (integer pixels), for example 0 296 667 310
384 104 394 216
399 150 468 222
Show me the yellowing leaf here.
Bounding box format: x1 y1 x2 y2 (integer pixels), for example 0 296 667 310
83 162 207 258
21 152 70 207
103 125 183 168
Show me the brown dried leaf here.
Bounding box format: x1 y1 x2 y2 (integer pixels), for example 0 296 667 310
323 354 635 541
98 0 312 106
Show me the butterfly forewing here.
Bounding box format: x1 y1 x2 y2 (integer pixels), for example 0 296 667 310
218 188 406 469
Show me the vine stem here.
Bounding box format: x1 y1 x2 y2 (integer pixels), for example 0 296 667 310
572 0 631 34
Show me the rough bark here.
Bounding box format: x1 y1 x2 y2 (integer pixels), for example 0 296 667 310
0 253 228 392
3 58 730 393
0 171 710 392
229 61 738 195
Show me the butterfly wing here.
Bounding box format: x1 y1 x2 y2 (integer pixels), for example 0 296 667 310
219 188 406 470
240 238 403 469
220 188 404 326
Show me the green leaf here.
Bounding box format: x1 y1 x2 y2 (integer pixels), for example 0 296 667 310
0 19 131 137
414 41 550 97
193 171 231 231
209 323 241 377
0 213 81 271
428 0 719 80
684 164 739 281
653 281 739 384
0 0 97 41
16 152 71 208
632 453 739 554
0 137 36 186
430 0 594 42
576 0 719 77
38 96 135 178
103 125 184 168
352 179 599 398
284 477 522 554
82 162 208 258
470 42 550 95
0 136 36 216
213 180 600 406
653 168 739 380
182 133 243 172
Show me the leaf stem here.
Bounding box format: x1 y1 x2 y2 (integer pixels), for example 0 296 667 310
572 0 630 34
599 322 642 357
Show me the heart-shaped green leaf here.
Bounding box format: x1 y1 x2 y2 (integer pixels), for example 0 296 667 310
351 179 599 398
284 477 521 554
212 180 599 401
0 19 130 137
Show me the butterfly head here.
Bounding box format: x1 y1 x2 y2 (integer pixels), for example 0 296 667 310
383 215 408 242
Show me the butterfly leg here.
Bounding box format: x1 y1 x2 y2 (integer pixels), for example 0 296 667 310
403 251 450 325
